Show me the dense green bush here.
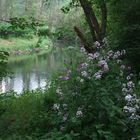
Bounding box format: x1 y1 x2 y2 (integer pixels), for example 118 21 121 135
0 51 9 80
0 23 34 38
108 0 140 72
0 17 47 38
37 26 50 36
49 42 140 140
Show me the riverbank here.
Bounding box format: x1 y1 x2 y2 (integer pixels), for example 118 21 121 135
0 36 53 56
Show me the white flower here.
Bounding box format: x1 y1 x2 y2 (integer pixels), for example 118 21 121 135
98 60 107 67
125 94 133 102
95 41 100 47
103 64 109 71
117 59 122 64
87 53 94 60
129 114 140 120
126 76 131 80
76 110 83 117
81 63 88 69
80 79 84 83
93 71 102 79
107 50 114 58
53 103 60 111
127 81 135 88
56 87 63 97
123 106 136 113
113 51 121 59
80 47 86 53
121 50 126 55
122 87 128 93
120 65 125 70
93 52 100 59
81 71 88 77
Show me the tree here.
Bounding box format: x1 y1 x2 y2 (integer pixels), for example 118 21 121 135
60 0 107 52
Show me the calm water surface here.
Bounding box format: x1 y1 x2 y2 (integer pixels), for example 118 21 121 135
0 46 75 94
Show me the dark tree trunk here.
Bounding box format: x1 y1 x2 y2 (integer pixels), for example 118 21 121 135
79 0 101 42
100 0 107 39
74 26 94 53
74 0 107 53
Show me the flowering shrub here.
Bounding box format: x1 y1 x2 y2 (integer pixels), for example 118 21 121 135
49 39 140 140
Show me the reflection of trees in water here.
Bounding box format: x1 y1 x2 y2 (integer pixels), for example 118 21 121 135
1 47 77 93
0 81 2 93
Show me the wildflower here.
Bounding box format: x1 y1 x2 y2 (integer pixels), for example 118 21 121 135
107 50 114 58
127 81 135 88
98 60 107 67
93 52 100 59
93 71 102 79
117 59 122 64
120 65 125 70
103 64 109 72
121 50 126 55
122 87 128 93
81 71 88 77
80 47 86 53
116 51 121 56
59 75 69 81
76 76 81 81
80 63 88 69
53 103 60 111
76 110 83 117
87 53 94 60
95 41 100 48
126 76 131 80
80 79 84 83
123 106 136 113
56 87 63 97
125 94 133 102
129 114 140 120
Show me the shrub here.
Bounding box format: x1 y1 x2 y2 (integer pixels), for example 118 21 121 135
37 26 50 36
49 40 140 140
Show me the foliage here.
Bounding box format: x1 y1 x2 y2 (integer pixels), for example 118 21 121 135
35 36 53 48
0 51 9 80
0 41 139 139
108 0 140 72
37 26 50 36
0 17 46 38
0 37 38 52
50 41 140 140
0 23 34 39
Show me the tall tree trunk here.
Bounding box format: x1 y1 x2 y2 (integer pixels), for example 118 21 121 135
79 0 101 42
100 0 107 39
74 26 94 53
78 0 107 42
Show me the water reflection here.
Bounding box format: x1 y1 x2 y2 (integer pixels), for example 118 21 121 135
1 47 72 94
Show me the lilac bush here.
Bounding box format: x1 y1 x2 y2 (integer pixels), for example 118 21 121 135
49 39 140 139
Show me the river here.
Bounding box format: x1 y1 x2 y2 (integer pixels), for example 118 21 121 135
0 46 76 94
